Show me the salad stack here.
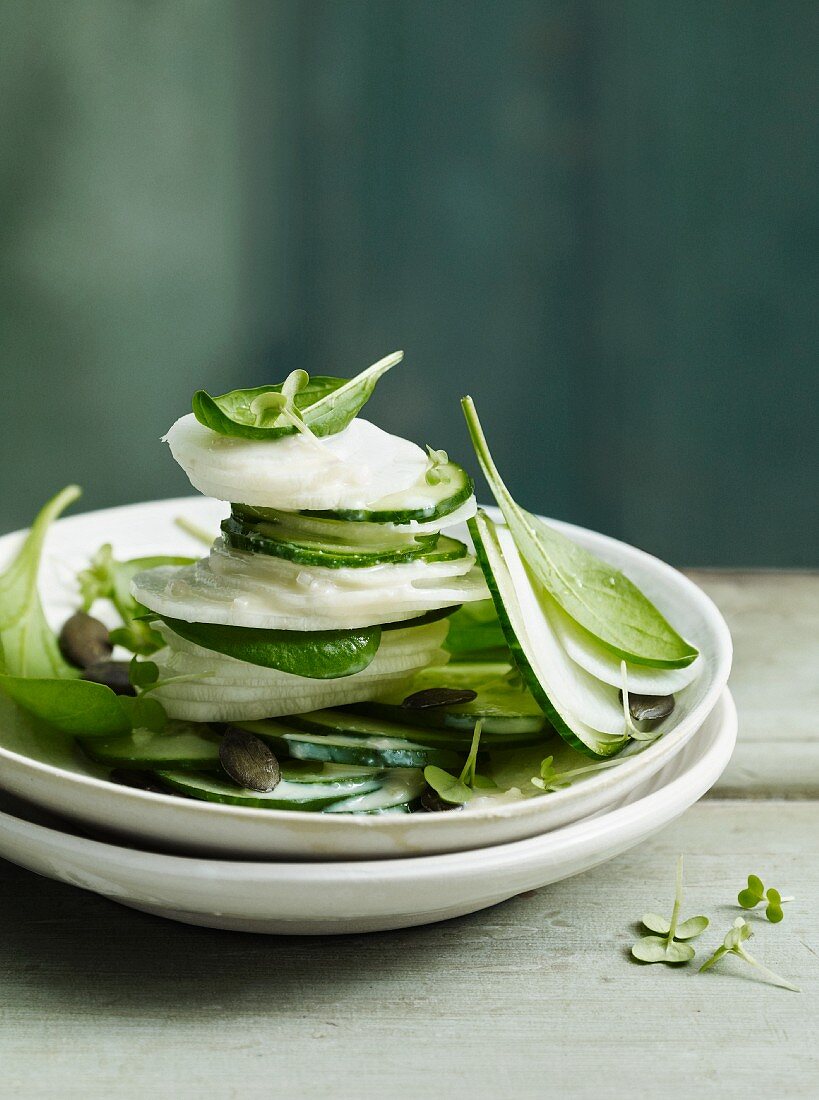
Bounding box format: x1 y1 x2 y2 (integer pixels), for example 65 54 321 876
0 351 704 818
131 353 489 723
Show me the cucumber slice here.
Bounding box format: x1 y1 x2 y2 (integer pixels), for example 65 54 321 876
80 723 221 770
366 661 548 737
239 718 462 769
470 512 629 759
280 761 384 784
323 769 425 813
155 769 382 809
303 462 474 524
221 513 468 569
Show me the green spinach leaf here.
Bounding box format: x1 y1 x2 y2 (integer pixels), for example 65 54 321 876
0 485 81 678
0 673 130 736
191 351 403 440
154 615 381 679
462 397 698 670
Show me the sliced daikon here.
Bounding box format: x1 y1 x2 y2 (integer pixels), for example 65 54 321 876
131 544 489 631
164 415 428 511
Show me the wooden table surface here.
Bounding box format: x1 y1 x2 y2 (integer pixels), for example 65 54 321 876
1 572 817 1099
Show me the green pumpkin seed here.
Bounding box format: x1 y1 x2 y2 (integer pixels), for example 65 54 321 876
402 687 478 709
219 726 281 792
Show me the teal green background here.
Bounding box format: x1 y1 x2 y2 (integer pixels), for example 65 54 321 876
1 2 816 566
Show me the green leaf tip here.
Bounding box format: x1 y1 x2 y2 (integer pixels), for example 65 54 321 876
461 397 698 670
0 484 83 679
193 351 404 441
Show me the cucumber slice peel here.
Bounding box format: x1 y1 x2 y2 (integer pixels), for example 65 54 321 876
80 723 221 770
221 513 468 569
155 769 382 809
470 512 629 759
239 717 462 769
303 461 473 524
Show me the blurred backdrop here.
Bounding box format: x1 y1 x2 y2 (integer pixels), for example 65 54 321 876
1 1 816 565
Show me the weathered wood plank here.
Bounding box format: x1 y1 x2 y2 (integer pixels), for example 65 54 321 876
0 801 816 1098
686 571 819 798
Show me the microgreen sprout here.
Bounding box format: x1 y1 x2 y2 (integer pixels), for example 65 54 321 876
425 446 451 486
249 370 336 458
737 875 794 923
423 720 496 805
699 917 800 992
532 754 623 792
631 856 709 965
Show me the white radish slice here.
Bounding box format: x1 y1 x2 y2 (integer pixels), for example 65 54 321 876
152 673 419 723
131 547 489 630
495 525 627 737
165 415 428 511
151 621 448 722
545 600 702 693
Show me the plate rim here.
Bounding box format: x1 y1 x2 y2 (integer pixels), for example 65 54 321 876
0 690 736 885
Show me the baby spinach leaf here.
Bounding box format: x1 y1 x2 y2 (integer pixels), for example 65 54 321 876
79 545 194 655
0 485 82 678
154 615 381 679
0 673 130 736
192 351 403 440
462 397 698 670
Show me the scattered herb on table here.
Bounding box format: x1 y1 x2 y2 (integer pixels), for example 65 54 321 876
738 875 793 923
631 856 709 964
699 917 800 992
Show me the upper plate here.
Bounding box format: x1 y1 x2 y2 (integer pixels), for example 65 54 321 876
0 692 737 934
0 497 732 860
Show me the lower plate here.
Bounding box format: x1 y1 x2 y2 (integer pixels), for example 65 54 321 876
0 692 735 934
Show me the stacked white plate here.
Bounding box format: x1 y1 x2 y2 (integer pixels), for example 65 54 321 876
0 499 734 933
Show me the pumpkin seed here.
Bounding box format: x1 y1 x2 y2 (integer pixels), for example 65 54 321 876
58 611 112 668
420 787 463 812
402 687 478 709
109 767 165 793
219 726 281 792
81 660 135 696
618 690 675 723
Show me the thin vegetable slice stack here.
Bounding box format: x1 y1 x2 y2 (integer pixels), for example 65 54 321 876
131 353 489 722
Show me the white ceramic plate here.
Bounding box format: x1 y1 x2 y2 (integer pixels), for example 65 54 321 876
0 691 736 934
0 497 732 860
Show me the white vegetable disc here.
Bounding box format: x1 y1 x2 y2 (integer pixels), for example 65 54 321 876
132 541 489 630
165 415 428 511
545 600 702 694
151 620 449 722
